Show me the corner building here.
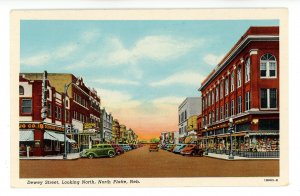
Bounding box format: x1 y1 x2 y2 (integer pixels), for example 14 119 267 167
198 27 280 157
20 73 101 152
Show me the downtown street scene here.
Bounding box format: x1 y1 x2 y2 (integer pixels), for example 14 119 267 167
18 19 280 178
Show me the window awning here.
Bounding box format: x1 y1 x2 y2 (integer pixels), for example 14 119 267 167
44 131 76 143
19 130 34 142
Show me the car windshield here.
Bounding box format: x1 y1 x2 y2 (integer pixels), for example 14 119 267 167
187 145 194 147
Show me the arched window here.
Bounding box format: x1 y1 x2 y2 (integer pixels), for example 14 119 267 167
19 85 24 95
260 53 277 78
245 58 250 82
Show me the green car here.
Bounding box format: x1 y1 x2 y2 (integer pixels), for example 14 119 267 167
80 144 116 159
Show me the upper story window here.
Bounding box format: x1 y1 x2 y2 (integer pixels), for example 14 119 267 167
225 77 229 96
215 85 219 102
237 96 242 114
237 66 241 88
230 71 235 92
220 106 223 120
220 80 224 99
245 91 251 111
231 100 235 116
225 103 229 118
245 58 250 83
260 88 277 109
21 99 32 114
260 53 277 78
212 91 214 105
19 85 24 95
208 93 211 106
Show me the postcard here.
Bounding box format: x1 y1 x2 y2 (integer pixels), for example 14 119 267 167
11 9 288 187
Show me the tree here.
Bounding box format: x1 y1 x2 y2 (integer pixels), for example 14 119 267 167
150 138 160 143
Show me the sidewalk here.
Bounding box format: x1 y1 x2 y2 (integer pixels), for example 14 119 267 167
204 153 279 160
19 153 80 160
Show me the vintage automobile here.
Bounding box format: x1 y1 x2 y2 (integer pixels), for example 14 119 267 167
164 144 173 150
118 144 132 152
173 144 187 154
149 143 159 152
80 144 116 159
111 144 125 155
167 144 177 152
180 144 204 156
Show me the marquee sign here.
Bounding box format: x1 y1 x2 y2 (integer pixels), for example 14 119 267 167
19 122 64 132
83 123 97 130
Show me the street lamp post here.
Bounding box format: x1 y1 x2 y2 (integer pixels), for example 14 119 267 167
63 78 80 160
204 125 208 155
228 117 235 160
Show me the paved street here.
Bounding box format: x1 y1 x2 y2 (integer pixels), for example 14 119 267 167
20 145 279 178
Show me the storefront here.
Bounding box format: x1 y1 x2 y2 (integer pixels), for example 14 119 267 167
78 129 97 150
19 122 76 157
200 115 279 157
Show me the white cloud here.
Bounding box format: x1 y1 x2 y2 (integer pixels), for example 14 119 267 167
96 88 141 110
150 71 205 87
80 30 100 43
21 42 79 67
152 96 184 106
95 78 140 86
21 53 51 66
203 53 224 65
106 35 204 66
53 43 78 59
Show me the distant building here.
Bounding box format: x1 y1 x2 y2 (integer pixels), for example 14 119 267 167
178 97 201 143
100 108 113 143
112 119 120 144
119 124 127 144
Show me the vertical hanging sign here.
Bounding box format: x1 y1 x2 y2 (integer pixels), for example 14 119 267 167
41 71 48 120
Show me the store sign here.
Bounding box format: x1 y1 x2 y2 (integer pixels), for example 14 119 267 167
234 117 250 124
19 123 64 132
207 123 228 131
83 123 97 129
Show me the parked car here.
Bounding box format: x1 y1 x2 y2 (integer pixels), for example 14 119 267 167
167 144 177 152
160 144 166 149
165 144 174 151
180 144 204 156
149 143 159 152
111 144 125 155
173 144 187 154
80 144 115 159
118 144 132 151
130 144 137 149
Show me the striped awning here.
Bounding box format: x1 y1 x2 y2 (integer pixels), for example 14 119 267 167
44 131 76 143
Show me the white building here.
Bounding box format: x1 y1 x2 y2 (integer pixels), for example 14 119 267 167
100 108 113 143
178 97 201 143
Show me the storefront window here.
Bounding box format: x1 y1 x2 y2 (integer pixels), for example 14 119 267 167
259 119 279 130
44 140 52 151
236 123 251 132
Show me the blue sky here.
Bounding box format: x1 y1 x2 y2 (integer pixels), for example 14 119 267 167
20 20 279 139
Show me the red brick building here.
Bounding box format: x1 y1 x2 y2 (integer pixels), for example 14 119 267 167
19 72 101 156
198 26 280 156
19 74 75 156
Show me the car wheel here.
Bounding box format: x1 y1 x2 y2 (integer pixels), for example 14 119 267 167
108 151 115 158
191 152 196 156
117 151 121 155
88 154 94 159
